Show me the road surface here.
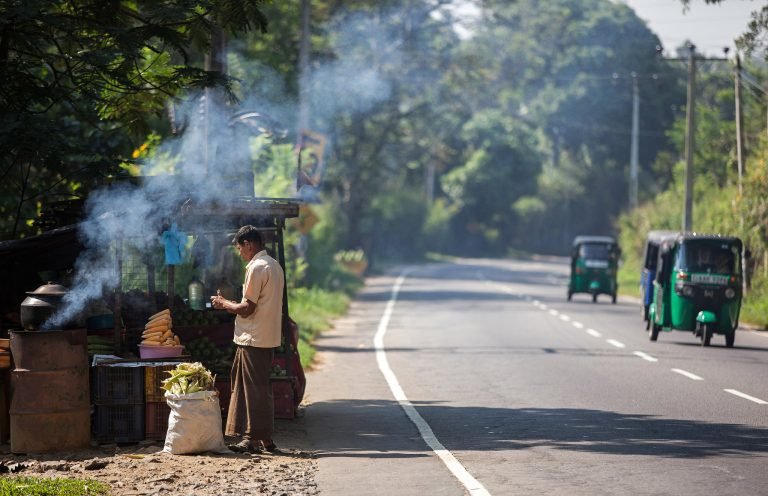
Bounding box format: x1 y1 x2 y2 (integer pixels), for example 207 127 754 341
304 258 768 495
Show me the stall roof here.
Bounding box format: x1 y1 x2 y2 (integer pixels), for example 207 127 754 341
175 197 301 232
0 224 83 270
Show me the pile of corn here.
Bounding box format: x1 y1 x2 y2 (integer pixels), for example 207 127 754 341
161 362 215 395
140 309 181 347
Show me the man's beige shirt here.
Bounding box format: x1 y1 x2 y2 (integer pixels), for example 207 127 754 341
233 250 284 348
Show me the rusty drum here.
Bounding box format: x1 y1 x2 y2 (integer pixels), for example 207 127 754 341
9 329 90 453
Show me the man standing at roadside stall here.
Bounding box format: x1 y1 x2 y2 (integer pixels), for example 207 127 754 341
210 225 284 454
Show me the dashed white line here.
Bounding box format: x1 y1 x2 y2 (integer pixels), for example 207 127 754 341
513 292 768 409
671 368 703 381
375 271 491 495
724 389 768 405
633 351 658 362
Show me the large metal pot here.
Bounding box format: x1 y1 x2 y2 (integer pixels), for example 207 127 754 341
20 283 69 330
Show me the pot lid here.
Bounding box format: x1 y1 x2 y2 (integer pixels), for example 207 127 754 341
27 282 68 296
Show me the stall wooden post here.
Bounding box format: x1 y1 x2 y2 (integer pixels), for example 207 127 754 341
114 240 123 353
147 259 156 314
167 265 175 310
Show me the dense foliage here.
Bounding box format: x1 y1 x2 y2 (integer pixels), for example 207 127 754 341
0 0 267 238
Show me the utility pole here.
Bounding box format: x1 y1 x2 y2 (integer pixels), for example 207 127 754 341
297 0 310 135
683 44 697 232
734 53 744 197
629 73 640 210
659 44 730 232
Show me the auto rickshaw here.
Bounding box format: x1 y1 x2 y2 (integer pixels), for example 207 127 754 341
648 233 743 347
567 235 620 303
640 230 678 328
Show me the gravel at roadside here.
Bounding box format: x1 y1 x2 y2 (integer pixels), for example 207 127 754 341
0 413 317 495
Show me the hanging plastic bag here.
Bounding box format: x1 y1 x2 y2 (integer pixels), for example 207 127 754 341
163 390 228 455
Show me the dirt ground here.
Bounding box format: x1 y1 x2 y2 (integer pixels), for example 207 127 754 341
0 410 317 495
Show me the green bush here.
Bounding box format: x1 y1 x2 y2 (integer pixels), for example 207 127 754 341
741 276 768 328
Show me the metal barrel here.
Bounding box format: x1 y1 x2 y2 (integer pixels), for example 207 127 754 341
9 329 90 453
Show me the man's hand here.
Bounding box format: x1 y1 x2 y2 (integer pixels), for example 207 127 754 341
210 294 227 310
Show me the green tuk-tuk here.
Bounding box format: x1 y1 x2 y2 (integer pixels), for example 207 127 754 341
567 235 620 304
648 233 743 347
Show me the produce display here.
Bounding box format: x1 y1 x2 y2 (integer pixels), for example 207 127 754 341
87 335 114 355
173 307 227 327
185 337 233 376
271 363 288 378
140 309 182 347
161 362 215 395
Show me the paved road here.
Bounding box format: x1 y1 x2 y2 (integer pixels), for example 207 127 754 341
304 258 768 495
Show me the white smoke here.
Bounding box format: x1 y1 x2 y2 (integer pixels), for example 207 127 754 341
44 6 400 329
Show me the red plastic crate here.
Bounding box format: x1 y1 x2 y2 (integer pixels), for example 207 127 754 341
272 380 295 419
215 377 231 418
145 401 171 440
144 365 176 402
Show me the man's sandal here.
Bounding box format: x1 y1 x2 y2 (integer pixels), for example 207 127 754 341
260 440 279 454
228 439 262 454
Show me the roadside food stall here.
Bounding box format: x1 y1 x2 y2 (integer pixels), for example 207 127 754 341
0 196 305 452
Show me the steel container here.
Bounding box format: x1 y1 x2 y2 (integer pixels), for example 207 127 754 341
19 283 69 330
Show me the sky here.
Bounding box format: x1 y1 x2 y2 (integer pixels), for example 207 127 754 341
618 0 759 56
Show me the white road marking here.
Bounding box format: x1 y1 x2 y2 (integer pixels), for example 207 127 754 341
671 368 703 381
539 303 548 310
586 329 602 338
633 351 658 362
548 309 559 316
724 389 768 405
607 339 626 348
375 271 492 496
559 314 571 322
572 322 584 329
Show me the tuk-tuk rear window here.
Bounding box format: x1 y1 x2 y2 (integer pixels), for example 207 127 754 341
579 243 614 260
676 241 741 275
643 244 660 269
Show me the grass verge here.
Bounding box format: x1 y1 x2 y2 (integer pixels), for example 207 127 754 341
289 287 351 368
0 477 110 495
740 278 768 329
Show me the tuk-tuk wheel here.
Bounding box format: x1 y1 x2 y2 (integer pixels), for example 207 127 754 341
725 331 735 348
567 291 572 302
592 293 597 303
701 325 713 347
649 323 660 341
611 293 617 304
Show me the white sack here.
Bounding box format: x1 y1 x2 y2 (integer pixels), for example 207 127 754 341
163 390 229 455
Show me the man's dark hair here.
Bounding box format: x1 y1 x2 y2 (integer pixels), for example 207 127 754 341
233 225 263 246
